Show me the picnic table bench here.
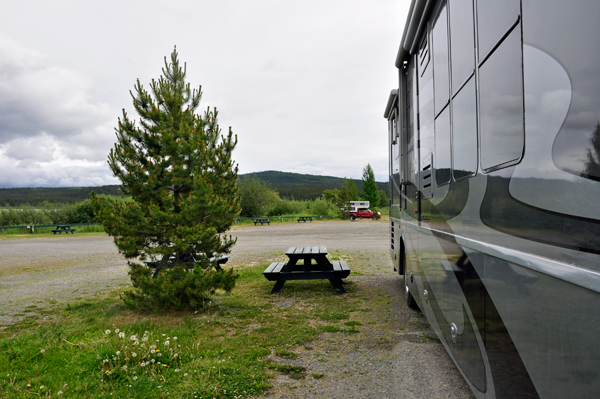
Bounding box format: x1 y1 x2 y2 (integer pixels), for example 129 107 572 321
253 218 270 225
52 225 75 234
297 216 312 223
263 246 350 294
144 253 229 278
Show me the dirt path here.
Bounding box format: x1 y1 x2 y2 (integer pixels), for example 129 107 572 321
0 220 475 398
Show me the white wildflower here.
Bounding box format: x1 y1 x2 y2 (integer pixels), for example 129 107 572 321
57 391 64 396
40 349 45 353
184 373 188 377
119 332 125 339
40 386 45 390
133 376 138 381
105 329 111 335
115 328 120 333
132 352 137 357
164 340 170 346
116 351 121 356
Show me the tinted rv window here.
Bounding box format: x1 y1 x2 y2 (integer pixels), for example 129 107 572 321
452 77 477 178
435 106 451 185
432 4 449 117
476 0 520 60
479 26 524 171
449 0 475 93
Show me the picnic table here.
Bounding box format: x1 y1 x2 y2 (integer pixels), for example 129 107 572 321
297 216 312 223
253 218 270 225
52 225 75 234
263 246 350 294
144 253 229 278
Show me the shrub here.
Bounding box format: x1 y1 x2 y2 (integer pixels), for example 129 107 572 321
122 262 238 311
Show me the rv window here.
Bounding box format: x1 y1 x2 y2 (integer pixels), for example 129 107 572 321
432 4 450 117
479 26 524 171
452 77 477 179
449 0 475 94
476 0 520 61
435 106 451 185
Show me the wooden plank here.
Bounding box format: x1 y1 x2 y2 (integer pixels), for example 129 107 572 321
311 246 319 254
264 262 279 274
273 262 286 273
285 247 296 255
332 261 341 271
294 247 304 254
339 261 350 271
268 271 348 281
319 245 327 254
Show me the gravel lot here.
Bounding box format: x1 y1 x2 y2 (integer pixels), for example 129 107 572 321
0 219 475 398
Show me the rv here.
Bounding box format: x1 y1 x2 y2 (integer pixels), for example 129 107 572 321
385 1 600 398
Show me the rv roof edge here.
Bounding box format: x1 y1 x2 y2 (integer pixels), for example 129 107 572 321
384 90 398 118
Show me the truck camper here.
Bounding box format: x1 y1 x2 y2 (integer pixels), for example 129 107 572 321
385 1 600 398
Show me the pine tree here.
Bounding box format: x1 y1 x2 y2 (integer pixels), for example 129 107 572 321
92 47 240 310
361 164 379 207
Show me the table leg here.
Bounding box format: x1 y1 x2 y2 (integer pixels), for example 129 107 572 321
271 280 286 294
329 279 346 294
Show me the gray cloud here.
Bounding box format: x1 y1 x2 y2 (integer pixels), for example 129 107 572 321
0 1 408 187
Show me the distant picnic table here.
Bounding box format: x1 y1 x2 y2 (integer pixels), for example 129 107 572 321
253 218 270 225
52 225 75 235
263 246 350 294
297 216 312 223
144 253 229 278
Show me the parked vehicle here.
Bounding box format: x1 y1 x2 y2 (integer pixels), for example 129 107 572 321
346 201 381 220
385 1 600 398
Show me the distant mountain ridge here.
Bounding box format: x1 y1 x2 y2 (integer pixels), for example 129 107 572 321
0 171 388 205
241 171 388 200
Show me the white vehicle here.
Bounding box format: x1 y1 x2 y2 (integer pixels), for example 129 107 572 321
347 201 370 213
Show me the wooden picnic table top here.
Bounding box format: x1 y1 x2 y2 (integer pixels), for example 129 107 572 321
285 246 327 256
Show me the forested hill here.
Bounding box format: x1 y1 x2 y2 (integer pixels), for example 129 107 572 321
0 171 388 205
240 171 388 200
0 186 123 206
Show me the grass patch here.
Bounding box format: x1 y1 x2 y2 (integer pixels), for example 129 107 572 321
275 350 298 359
267 363 306 380
0 264 363 398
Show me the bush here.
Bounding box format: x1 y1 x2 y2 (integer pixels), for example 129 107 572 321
267 199 305 216
122 262 239 311
310 199 334 216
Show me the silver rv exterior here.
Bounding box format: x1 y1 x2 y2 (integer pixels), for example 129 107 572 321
385 1 600 398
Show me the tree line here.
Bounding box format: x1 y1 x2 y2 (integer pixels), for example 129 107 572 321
239 164 388 218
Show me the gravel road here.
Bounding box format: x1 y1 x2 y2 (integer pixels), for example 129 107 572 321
0 220 475 398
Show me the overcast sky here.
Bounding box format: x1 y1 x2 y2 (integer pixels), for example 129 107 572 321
0 0 410 187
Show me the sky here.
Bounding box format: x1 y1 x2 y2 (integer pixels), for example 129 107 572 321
0 0 410 188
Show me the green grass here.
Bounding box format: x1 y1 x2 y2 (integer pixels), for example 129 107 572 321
0 225 106 240
0 265 367 398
